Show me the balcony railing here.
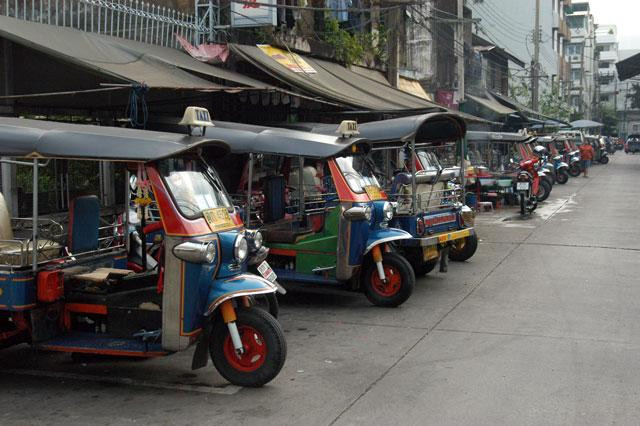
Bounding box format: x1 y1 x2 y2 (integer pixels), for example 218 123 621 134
0 0 203 49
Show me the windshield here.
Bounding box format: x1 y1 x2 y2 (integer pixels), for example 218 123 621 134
416 150 442 172
158 157 232 218
335 155 381 193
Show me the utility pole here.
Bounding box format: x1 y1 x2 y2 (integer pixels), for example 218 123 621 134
387 3 400 88
456 0 464 105
531 0 541 111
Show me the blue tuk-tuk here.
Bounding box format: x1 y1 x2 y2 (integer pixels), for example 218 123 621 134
0 109 286 387
344 113 478 274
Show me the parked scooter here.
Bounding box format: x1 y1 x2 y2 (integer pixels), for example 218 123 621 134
514 158 544 216
537 139 570 184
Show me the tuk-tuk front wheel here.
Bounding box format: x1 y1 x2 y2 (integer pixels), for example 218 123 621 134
210 307 286 387
448 234 478 262
362 252 415 307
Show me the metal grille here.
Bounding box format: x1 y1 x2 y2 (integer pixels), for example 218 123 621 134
0 0 204 48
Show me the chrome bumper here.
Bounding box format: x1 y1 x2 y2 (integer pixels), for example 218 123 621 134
400 227 476 247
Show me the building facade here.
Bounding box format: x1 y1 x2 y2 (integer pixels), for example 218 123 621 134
595 24 619 112
565 1 596 119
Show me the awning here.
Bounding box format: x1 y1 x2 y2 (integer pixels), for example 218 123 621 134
350 66 433 101
616 52 640 81
230 44 442 111
489 90 570 126
466 93 517 115
570 119 603 129
0 16 227 90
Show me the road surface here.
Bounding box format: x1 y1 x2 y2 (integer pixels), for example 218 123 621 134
1 153 639 425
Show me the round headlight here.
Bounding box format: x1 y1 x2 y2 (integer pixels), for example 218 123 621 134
234 235 249 263
253 231 263 250
382 202 394 221
203 241 216 263
364 205 372 221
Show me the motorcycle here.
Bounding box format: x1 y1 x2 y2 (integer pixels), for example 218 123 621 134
514 158 544 216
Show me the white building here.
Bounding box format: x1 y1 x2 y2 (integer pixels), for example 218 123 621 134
594 25 619 112
565 1 596 119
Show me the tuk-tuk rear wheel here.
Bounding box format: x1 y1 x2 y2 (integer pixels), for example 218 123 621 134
362 252 415 307
449 234 478 262
405 248 438 276
210 307 286 387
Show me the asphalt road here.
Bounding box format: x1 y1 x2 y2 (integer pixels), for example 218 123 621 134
2 153 640 425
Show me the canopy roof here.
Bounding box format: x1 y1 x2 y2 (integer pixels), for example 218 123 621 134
570 119 604 129
211 121 368 158
285 113 467 148
230 44 442 112
466 131 533 143
0 117 229 161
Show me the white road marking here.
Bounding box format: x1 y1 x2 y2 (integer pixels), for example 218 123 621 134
2 368 242 395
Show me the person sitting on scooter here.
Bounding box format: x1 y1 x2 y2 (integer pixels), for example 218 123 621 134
579 142 595 178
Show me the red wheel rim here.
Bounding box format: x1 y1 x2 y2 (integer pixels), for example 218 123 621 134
370 265 403 297
222 325 267 373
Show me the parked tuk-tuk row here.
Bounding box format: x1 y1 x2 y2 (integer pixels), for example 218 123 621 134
0 107 609 387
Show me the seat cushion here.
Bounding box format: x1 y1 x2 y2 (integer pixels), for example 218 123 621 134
262 228 313 244
0 239 61 266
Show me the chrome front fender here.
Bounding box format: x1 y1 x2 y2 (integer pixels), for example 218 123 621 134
364 227 413 255
205 273 278 316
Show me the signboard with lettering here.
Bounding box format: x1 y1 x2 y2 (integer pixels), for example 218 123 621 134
257 45 317 74
231 0 277 27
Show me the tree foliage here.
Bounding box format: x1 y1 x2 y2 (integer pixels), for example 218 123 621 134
540 83 571 122
322 18 387 66
597 103 618 135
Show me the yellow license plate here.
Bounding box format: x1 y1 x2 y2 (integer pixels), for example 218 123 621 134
423 245 439 262
364 185 384 201
203 207 236 232
437 229 470 243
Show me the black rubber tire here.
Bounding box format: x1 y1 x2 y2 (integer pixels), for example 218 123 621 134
210 307 286 387
362 252 415 307
537 179 552 202
556 170 569 184
405 248 438 276
414 258 438 275
252 293 279 318
600 156 609 164
449 233 478 262
520 193 526 216
568 164 581 177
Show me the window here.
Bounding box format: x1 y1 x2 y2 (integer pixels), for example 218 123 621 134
566 44 583 56
571 69 581 81
600 95 611 103
599 62 610 69
158 158 232 219
567 16 585 29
